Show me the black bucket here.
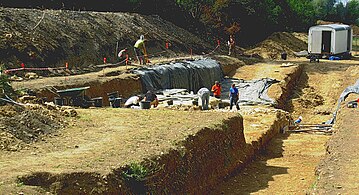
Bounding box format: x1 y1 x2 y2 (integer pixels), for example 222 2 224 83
218 102 225 109
54 97 64 106
281 52 287 60
111 98 122 108
92 97 103 107
167 100 173 106
140 101 151 109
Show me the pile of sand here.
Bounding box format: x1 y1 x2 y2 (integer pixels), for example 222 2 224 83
244 32 308 59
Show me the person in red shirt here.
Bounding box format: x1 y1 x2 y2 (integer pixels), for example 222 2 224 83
211 81 222 99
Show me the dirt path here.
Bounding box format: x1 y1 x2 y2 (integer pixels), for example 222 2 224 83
213 58 359 194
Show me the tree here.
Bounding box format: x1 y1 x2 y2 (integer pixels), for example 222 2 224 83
175 0 214 19
346 0 359 24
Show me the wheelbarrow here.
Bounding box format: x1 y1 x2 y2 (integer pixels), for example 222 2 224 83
55 86 92 108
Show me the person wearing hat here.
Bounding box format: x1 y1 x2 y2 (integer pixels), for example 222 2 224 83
134 35 147 65
211 81 222 98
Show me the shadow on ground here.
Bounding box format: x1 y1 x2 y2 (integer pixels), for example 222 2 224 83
210 133 290 194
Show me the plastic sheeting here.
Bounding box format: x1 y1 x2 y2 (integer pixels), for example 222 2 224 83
221 78 280 106
132 58 223 93
326 79 359 124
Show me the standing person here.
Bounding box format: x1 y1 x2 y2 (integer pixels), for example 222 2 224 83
228 34 236 56
211 81 222 99
134 35 147 65
229 83 240 110
143 90 159 108
197 87 210 110
124 95 142 108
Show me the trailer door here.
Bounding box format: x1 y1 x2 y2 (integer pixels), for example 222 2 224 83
310 30 322 54
322 31 331 53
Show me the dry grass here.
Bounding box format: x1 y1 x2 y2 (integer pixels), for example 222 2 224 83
0 108 238 192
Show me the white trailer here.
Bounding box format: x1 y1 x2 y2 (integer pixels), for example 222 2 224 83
308 24 352 58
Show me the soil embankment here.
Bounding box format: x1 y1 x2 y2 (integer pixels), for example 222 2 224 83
313 95 359 194
13 109 289 194
0 7 213 70
310 65 359 194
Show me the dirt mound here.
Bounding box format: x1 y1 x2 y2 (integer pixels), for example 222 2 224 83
352 25 359 35
0 7 212 72
244 32 307 59
0 104 67 151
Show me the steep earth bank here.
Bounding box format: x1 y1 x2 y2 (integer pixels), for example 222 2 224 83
0 7 214 71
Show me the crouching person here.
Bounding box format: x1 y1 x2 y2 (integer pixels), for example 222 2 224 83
143 90 159 108
197 87 210 110
124 95 142 108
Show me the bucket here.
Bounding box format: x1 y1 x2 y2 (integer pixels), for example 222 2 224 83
218 102 225 109
281 52 287 60
140 101 151 109
107 91 119 102
54 97 64 106
111 98 122 108
92 97 103 107
167 100 173 106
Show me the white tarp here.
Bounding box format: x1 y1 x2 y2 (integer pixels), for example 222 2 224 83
327 79 359 124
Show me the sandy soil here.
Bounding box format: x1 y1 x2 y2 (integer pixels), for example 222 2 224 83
0 108 237 194
212 58 359 194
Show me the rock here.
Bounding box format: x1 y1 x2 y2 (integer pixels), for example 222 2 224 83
25 72 39 79
62 109 77 117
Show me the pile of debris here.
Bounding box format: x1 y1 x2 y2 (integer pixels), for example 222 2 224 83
0 103 75 151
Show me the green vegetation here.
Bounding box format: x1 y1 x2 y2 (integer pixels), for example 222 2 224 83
122 162 148 182
122 162 149 194
353 36 359 51
0 69 16 105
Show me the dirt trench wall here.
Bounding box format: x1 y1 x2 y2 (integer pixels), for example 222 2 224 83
36 75 142 106
19 111 289 194
269 64 304 110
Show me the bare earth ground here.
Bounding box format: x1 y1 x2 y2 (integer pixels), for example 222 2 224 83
0 108 237 194
1 56 359 194
212 57 359 194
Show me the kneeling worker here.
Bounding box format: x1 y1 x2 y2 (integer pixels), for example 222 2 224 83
143 90 159 108
124 95 142 108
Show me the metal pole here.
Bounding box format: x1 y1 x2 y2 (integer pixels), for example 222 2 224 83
115 41 119 62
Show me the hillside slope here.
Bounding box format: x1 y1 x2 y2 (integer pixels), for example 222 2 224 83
0 7 213 69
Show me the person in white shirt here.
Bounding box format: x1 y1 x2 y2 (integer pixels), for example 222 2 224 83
197 87 210 110
124 95 142 108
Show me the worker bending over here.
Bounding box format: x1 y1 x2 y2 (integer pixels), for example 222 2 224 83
197 87 210 110
143 90 159 108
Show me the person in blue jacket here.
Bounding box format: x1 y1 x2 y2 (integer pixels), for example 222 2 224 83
229 83 240 110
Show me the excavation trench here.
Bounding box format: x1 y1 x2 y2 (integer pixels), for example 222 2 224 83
15 59 304 194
